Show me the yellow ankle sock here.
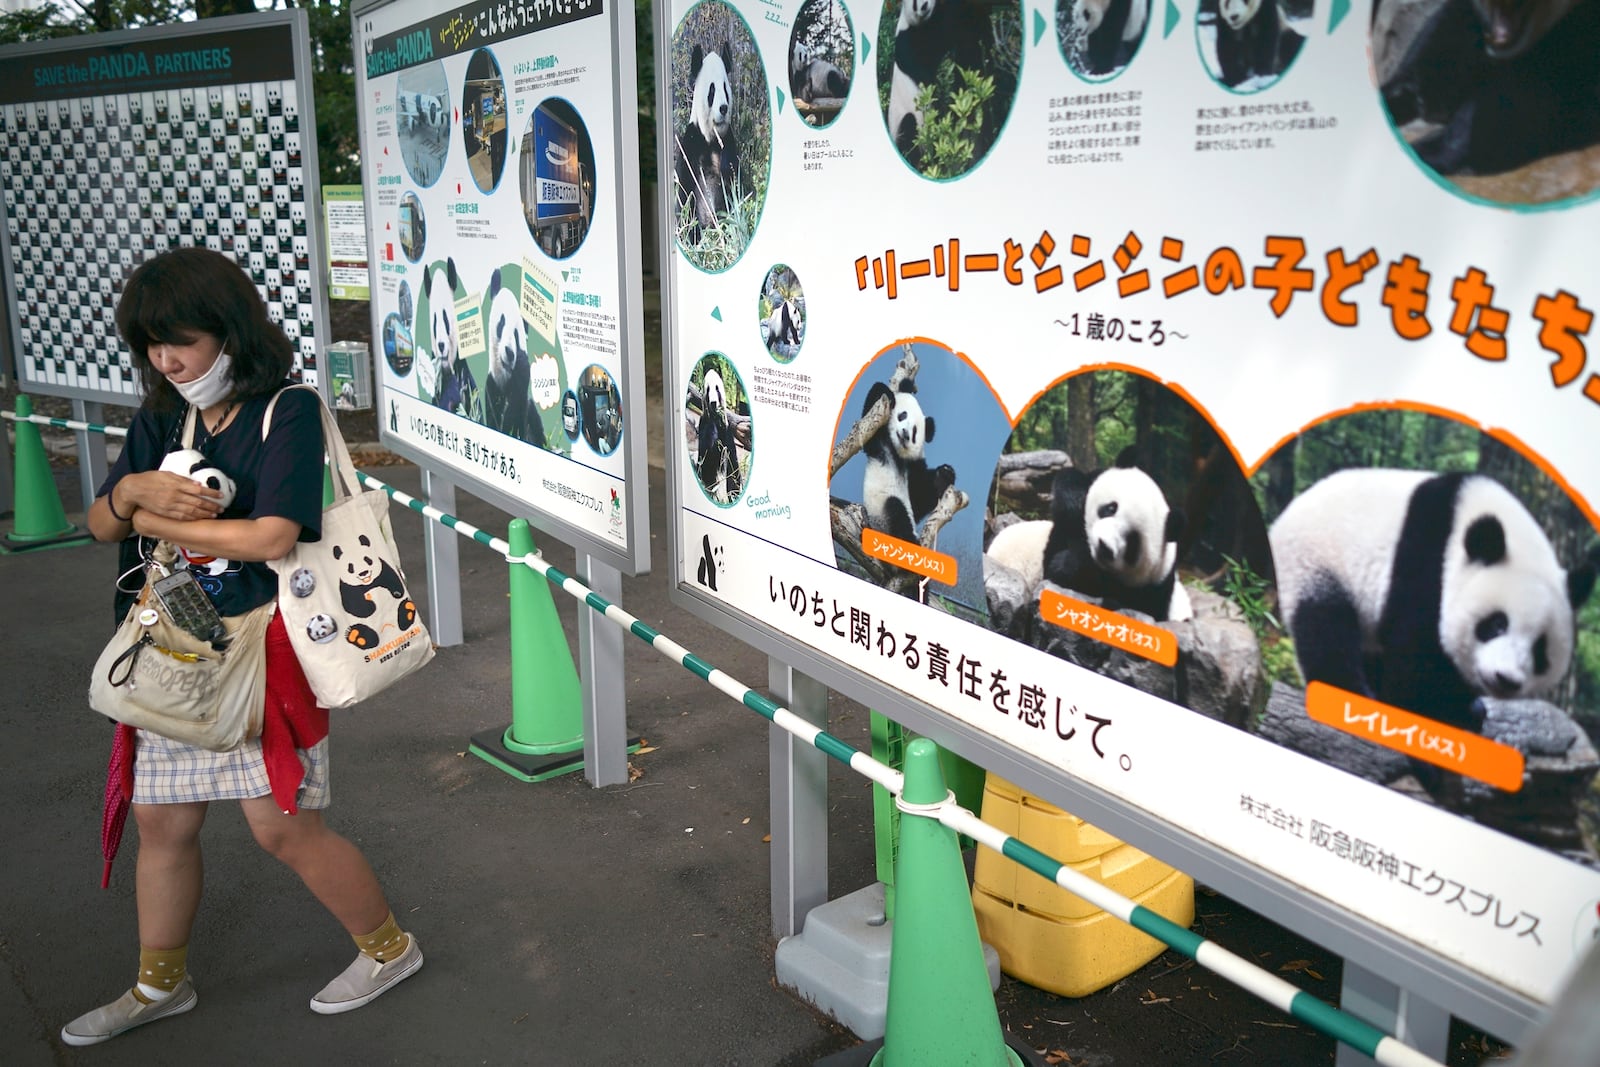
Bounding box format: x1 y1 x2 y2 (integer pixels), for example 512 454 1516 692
137 945 188 999
354 912 407 962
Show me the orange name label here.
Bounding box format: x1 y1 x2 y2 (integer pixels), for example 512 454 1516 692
1305 682 1525 793
861 529 956 584
1038 590 1177 667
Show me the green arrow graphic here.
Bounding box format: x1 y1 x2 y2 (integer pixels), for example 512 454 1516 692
861 32 870 61
1328 0 1350 32
1164 0 1180 36
1033 8 1046 45
711 307 723 321
776 86 786 110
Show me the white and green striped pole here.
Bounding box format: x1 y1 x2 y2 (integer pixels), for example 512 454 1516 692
353 470 1446 1067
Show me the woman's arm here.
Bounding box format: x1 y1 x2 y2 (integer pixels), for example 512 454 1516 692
88 471 225 543
130 512 302 563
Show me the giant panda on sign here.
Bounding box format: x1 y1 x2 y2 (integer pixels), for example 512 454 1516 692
1269 468 1600 733
674 40 739 246
860 379 957 543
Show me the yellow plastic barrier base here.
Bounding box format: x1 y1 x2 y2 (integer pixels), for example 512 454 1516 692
973 776 1195 998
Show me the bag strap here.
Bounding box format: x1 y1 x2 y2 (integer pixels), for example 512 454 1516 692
264 384 359 505
180 405 199 449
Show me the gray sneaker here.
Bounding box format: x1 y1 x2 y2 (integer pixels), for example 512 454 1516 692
60 978 198 1046
309 932 423 1015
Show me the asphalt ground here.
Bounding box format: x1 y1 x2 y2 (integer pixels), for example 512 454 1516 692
0 426 1512 1065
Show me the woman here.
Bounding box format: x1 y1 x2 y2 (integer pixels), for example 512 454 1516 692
64 248 422 1045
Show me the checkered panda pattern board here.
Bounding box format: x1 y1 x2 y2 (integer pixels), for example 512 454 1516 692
0 15 328 401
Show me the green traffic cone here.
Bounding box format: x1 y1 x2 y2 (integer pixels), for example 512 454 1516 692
872 738 1022 1067
4 395 89 551
467 518 586 781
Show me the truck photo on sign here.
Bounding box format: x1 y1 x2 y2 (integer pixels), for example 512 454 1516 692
658 0 1600 1030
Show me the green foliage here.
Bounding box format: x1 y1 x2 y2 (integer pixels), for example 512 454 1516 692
1216 554 1301 686
909 67 994 179
1577 595 1600 709
289 0 360 189
1220 553 1278 632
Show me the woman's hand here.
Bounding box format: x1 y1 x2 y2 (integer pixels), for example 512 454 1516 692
120 471 225 522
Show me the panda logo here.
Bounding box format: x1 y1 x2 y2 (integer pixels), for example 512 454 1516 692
289 567 316 598
860 379 956 544
306 613 338 643
333 533 418 650
1270 469 1600 733
159 447 237 509
673 40 737 247
995 453 1190 622
483 268 543 447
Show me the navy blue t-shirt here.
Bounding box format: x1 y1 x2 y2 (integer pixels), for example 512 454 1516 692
103 385 325 621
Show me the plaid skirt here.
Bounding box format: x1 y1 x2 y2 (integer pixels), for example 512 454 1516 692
131 732 330 808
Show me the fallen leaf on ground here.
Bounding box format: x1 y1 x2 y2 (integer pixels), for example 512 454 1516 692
1278 959 1324 980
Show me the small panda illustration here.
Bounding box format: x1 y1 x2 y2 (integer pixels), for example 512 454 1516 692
860 379 956 543
483 268 544 447
1024 456 1189 621
333 533 418 650
887 0 987 157
306 613 338 643
1064 0 1149 75
1270 469 1600 733
1212 0 1303 88
420 256 480 420
159 447 237 509
790 39 849 104
696 368 742 499
674 41 738 246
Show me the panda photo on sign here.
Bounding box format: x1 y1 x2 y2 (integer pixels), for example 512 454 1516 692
1059 0 1149 76
987 453 1190 621
1270 468 1600 733
483 268 545 448
695 367 743 501
860 379 957 544
674 40 739 247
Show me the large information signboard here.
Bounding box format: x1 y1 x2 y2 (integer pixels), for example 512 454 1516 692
353 0 648 573
660 0 1600 1018
0 13 329 400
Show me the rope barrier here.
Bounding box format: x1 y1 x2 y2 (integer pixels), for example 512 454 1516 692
350 468 1445 1067
13 411 1446 1066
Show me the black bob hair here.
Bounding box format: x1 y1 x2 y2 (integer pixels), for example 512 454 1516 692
115 247 294 412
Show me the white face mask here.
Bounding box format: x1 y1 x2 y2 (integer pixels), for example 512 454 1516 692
171 347 234 409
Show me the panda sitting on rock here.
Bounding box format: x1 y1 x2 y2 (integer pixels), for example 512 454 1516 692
988 450 1190 622
1270 468 1599 734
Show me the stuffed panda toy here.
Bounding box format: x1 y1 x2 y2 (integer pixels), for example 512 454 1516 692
860 379 957 542
483 268 544 447
696 368 742 498
790 40 849 104
160 447 236 509
1020 455 1189 621
1212 0 1303 88
674 41 738 246
1270 469 1599 733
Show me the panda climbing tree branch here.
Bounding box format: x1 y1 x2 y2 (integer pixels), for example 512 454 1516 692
830 344 920 478
829 344 969 599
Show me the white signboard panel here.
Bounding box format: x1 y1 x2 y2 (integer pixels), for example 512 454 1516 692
660 0 1600 1009
354 0 648 572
